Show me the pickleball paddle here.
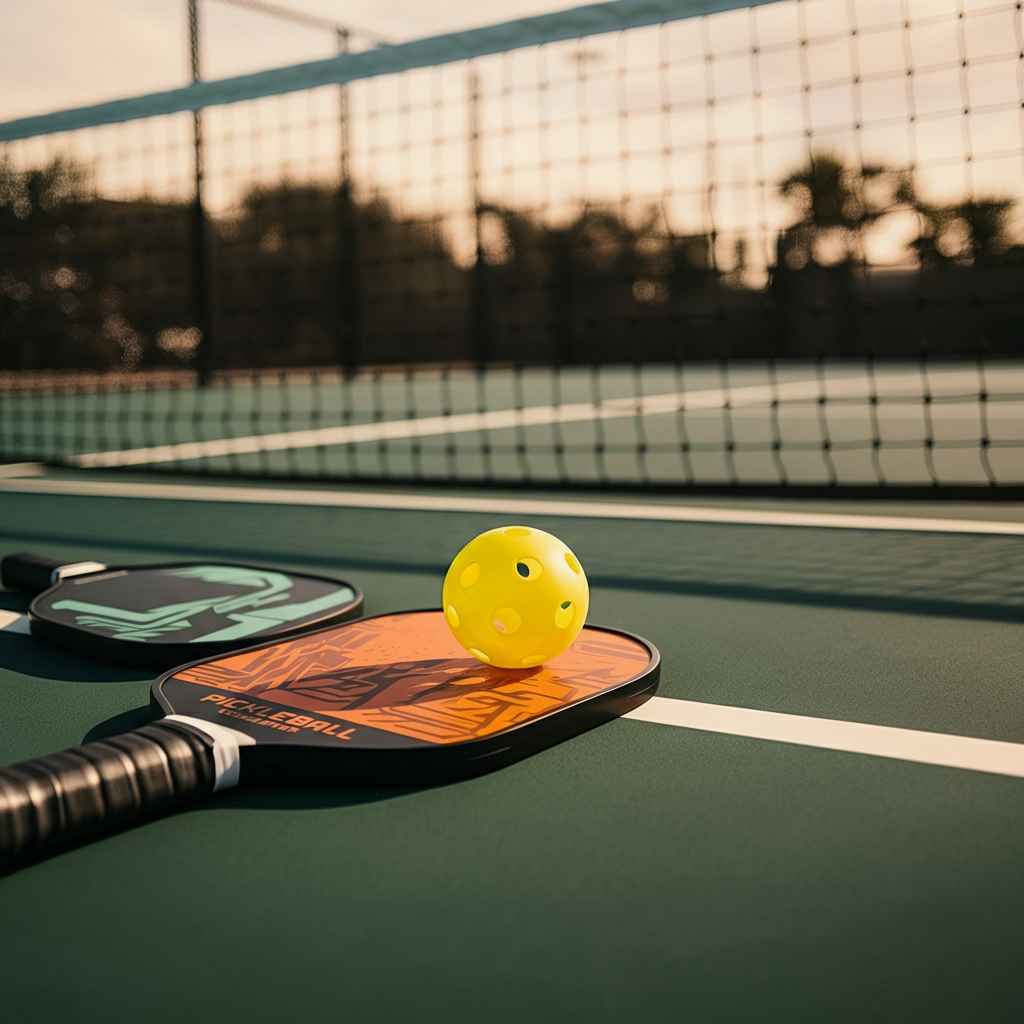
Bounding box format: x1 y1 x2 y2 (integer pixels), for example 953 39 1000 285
0 610 659 866
0 550 363 669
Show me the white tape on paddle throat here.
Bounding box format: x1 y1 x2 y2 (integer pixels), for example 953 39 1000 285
164 715 256 791
53 561 107 582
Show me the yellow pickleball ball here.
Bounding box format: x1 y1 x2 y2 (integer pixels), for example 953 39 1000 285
442 526 589 669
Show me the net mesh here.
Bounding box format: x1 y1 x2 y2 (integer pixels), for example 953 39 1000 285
2 0 1023 491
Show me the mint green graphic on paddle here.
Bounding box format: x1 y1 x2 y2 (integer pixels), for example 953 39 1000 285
50 566 355 643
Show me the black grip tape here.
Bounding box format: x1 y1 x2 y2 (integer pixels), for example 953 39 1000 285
1 551 68 594
0 721 217 866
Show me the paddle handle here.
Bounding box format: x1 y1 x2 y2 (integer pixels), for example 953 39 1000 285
0 721 217 867
1 551 109 595
1 552 67 593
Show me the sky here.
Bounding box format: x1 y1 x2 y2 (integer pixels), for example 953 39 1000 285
0 0 581 123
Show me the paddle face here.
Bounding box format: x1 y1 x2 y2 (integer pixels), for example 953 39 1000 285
28 563 363 669
153 609 659 786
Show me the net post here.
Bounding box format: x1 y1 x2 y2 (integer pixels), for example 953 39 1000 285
188 0 215 387
336 26 362 372
469 67 491 368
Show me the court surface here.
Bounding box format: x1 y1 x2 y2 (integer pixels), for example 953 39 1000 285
1 469 1022 1022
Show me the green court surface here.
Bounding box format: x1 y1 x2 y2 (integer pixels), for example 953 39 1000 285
1 476 1023 1022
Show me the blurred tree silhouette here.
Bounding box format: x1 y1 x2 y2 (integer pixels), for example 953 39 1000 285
771 150 1024 357
912 198 1024 267
1 155 194 371
0 155 90 218
466 203 714 362
219 182 469 367
776 150 1023 270
776 152 915 269
3 150 1022 371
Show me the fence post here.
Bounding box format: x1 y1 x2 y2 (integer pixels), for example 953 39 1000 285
335 27 361 370
188 0 214 385
469 68 491 366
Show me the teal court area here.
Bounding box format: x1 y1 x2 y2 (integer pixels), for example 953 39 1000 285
0 469 1022 1021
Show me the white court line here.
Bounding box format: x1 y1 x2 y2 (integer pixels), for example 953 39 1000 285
66 370 1014 469
0 611 31 634
0 586 1016 776
624 696 1024 778
0 599 1013 777
0 593 1014 777
0 463 46 479
2 477 1024 535
716 404 1024 420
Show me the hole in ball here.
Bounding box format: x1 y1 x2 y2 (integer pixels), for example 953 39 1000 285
555 601 574 629
565 552 582 574
503 527 531 537
460 562 481 587
492 607 521 635
515 557 542 580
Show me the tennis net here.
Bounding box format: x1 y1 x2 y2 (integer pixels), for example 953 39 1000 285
1 0 1023 493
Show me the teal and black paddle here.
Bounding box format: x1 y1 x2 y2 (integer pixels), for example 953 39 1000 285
0 551 362 670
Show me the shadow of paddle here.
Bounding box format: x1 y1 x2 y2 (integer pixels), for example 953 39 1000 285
0 634 151 683
2 589 149 683
205 786 423 811
0 593 29 613
83 705 155 741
